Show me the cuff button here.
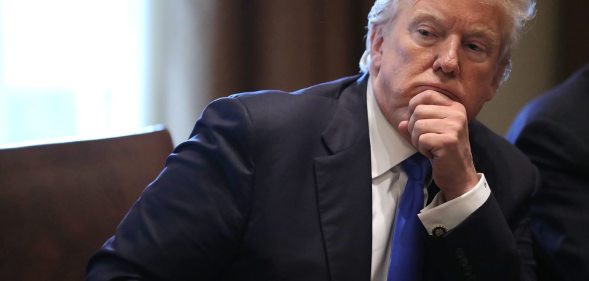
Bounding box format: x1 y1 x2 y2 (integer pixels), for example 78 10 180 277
432 225 447 237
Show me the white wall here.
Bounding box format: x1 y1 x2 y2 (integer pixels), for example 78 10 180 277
146 0 217 145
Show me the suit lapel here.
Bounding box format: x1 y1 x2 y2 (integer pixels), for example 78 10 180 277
314 74 373 281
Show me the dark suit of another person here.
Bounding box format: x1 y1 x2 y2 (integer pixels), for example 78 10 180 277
508 64 589 281
86 74 538 281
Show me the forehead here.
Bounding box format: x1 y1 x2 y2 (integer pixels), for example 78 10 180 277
398 0 510 39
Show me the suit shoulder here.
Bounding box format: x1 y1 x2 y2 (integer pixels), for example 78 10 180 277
225 74 363 122
230 74 362 102
203 74 366 141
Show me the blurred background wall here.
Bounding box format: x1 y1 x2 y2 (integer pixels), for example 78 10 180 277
146 0 374 143
1 0 587 145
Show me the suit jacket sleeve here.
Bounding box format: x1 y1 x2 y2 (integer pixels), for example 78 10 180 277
86 96 255 280
424 122 539 281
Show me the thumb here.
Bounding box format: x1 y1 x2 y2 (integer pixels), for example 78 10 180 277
397 120 412 143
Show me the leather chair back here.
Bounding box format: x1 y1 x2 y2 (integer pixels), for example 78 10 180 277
0 127 174 281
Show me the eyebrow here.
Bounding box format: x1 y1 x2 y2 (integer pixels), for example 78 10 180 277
467 27 499 42
410 11 444 28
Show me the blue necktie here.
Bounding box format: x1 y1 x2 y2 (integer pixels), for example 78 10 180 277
387 153 430 281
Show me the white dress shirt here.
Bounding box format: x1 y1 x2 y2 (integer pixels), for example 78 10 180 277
367 79 491 281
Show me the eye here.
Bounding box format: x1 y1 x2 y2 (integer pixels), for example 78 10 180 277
466 43 483 52
463 41 489 62
417 28 431 37
412 26 437 45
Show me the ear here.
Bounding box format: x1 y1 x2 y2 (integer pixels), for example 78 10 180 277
369 25 385 72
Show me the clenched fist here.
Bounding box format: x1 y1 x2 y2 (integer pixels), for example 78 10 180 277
398 90 479 200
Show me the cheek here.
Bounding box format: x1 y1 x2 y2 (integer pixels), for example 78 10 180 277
462 86 496 119
460 70 497 118
463 65 500 97
389 43 435 84
380 42 415 87
391 38 414 66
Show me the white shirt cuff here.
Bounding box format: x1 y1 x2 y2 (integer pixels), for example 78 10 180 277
418 173 490 236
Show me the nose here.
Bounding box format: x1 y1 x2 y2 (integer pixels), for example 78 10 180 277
433 36 460 77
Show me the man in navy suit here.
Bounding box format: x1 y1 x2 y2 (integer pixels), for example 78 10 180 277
87 0 539 280
508 64 589 281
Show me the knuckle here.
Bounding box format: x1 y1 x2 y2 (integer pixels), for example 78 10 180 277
448 121 462 132
413 119 425 131
418 133 434 146
443 134 460 146
412 103 425 116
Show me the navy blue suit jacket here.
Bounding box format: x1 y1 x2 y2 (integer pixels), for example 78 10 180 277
87 74 538 281
508 64 589 281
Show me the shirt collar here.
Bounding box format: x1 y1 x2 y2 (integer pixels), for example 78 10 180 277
367 78 416 179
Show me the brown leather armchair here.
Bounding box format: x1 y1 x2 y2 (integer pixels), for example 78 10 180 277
0 127 174 281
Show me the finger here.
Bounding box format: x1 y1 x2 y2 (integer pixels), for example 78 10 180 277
407 90 455 116
409 104 453 122
408 119 448 153
408 109 464 134
408 118 465 158
407 110 467 134
415 133 437 159
407 104 468 142
415 132 460 159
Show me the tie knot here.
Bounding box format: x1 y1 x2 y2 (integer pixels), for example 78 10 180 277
401 153 431 181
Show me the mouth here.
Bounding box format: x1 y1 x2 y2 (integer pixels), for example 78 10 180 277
414 84 459 101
